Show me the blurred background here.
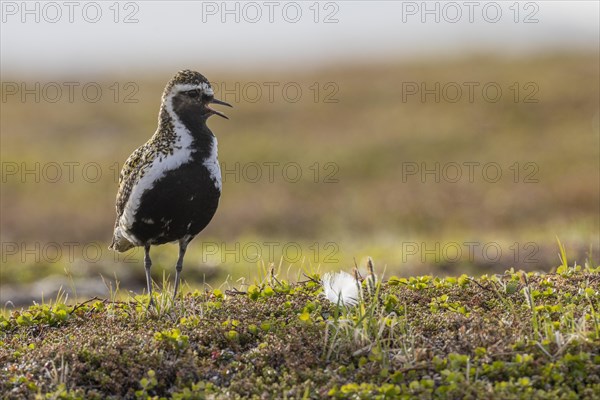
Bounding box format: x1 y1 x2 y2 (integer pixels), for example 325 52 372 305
1 1 599 306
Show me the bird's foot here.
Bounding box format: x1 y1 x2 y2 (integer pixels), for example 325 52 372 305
147 296 155 310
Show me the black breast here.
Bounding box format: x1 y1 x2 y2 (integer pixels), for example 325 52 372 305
130 157 221 245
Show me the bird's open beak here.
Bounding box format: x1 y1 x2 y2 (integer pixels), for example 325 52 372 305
207 98 232 119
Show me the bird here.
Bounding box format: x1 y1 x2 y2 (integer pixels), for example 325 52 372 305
109 70 232 307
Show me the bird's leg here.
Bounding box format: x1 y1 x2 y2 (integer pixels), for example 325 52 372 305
173 239 189 301
144 245 155 308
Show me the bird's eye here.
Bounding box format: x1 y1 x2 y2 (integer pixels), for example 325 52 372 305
202 93 213 102
187 90 200 98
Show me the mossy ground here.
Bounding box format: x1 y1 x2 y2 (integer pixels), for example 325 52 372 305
1 262 599 399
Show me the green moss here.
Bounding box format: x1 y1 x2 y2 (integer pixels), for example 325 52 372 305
0 267 598 399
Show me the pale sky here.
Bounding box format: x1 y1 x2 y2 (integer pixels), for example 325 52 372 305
1 1 598 77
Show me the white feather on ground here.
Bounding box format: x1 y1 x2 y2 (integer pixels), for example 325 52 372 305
321 271 360 307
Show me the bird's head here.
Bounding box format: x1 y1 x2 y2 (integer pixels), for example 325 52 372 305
162 70 232 120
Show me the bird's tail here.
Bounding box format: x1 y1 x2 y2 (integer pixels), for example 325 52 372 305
109 227 135 252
